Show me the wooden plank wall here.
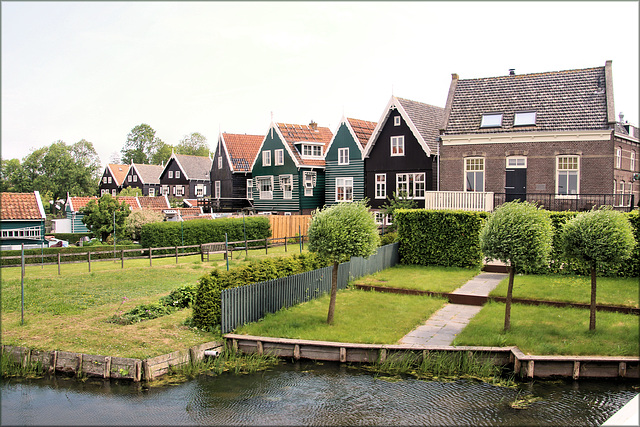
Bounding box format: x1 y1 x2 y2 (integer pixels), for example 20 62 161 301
269 215 311 240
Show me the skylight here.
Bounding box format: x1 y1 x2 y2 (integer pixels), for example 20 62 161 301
480 113 503 128
514 111 537 126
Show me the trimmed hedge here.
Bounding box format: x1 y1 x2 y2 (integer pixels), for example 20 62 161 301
0 244 142 266
395 209 488 269
140 217 271 248
192 252 330 329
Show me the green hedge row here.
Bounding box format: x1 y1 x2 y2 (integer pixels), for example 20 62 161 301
49 233 93 244
0 244 143 266
140 217 271 248
192 252 330 329
395 209 489 269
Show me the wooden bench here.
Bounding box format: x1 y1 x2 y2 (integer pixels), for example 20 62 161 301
201 243 232 262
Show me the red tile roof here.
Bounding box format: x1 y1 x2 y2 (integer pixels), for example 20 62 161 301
108 164 130 186
67 196 98 212
138 196 170 210
1 192 46 220
276 122 333 167
222 133 264 173
347 118 377 147
117 196 141 210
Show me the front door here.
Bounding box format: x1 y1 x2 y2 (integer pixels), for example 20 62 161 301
505 168 526 202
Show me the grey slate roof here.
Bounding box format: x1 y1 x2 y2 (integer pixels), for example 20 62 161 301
397 97 445 153
174 154 212 181
133 163 163 184
443 66 612 135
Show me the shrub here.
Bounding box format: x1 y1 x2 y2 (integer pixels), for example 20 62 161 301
379 232 397 246
124 209 165 241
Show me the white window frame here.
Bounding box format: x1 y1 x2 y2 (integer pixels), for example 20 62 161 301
103 177 107 184
168 171 173 179
108 176 112 184
257 176 274 200
303 171 316 197
338 147 349 165
148 187 155 197
218 156 222 169
375 174 386 199
128 175 132 182
631 152 636 171
247 179 253 200
506 156 527 168
175 185 185 197
175 170 181 179
335 177 354 202
1 226 42 241
275 149 284 166
262 150 271 167
390 136 404 157
616 147 622 169
101 189 108 196
514 111 537 126
394 116 401 126
395 173 425 199
133 175 137 182
480 113 503 128
556 155 580 198
214 181 220 199
161 185 169 196
111 189 116 196
465 157 485 192
302 144 323 158
279 174 293 199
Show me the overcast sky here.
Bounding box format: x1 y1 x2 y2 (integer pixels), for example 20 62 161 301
2 1 638 168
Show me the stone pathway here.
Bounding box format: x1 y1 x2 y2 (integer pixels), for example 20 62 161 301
399 272 507 346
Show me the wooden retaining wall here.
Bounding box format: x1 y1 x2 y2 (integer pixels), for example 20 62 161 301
225 334 640 380
1 341 223 382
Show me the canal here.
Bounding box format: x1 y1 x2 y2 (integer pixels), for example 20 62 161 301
2 360 637 426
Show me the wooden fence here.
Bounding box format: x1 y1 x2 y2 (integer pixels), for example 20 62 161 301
269 215 311 240
220 243 399 333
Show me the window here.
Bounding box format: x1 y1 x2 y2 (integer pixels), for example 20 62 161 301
108 176 112 184
480 113 503 128
631 152 636 171
557 156 579 197
262 150 271 166
303 171 316 196
161 186 169 196
336 177 354 202
133 175 137 182
218 156 222 169
506 156 527 168
111 189 116 196
338 147 349 165
214 181 220 198
103 177 107 184
257 176 273 199
246 179 253 200
1 226 41 240
374 211 384 225
396 173 425 199
616 180 625 206
391 136 404 156
128 175 132 182
175 186 184 197
394 116 401 126
465 158 485 192
101 189 108 196
514 111 537 126
279 175 293 199
616 147 622 169
275 149 284 166
175 171 180 179
375 174 386 199
148 187 155 197
302 145 322 157
168 171 173 179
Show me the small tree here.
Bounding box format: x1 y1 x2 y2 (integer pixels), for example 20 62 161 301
119 186 143 197
560 207 635 331
82 194 131 242
125 209 165 241
308 200 380 324
479 201 553 331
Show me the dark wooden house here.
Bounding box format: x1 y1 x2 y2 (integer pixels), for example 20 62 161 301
98 164 128 196
122 163 163 197
159 153 212 201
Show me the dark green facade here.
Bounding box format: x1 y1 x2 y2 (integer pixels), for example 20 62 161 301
324 122 365 206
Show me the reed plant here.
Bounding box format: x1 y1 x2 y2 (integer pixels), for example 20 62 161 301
0 352 45 379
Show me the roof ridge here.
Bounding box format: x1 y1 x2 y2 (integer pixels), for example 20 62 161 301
457 65 604 82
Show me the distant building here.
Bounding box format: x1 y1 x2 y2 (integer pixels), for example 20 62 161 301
0 191 47 249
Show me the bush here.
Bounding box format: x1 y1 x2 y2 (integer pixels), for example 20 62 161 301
124 209 165 241
192 252 330 329
110 285 197 325
379 232 397 246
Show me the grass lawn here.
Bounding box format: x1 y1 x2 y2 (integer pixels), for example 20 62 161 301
0 245 306 359
350 264 480 293
235 288 448 344
489 274 639 307
453 301 639 356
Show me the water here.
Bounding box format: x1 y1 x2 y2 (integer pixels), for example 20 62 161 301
2 361 637 426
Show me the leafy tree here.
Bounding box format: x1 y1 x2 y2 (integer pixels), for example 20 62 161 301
124 209 164 241
0 158 28 192
560 207 635 330
81 194 131 242
479 201 553 331
121 123 164 164
381 191 417 232
176 132 210 157
150 140 173 165
307 200 380 324
119 186 143 197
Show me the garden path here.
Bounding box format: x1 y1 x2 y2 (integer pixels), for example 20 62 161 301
399 272 507 346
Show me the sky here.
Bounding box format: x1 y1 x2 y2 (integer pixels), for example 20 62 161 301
2 1 639 169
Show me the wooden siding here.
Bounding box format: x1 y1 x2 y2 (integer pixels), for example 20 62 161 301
0 219 46 248
324 122 365 206
269 215 311 239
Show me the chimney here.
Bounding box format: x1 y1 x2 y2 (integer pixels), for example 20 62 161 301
509 69 515 76
309 120 318 131
619 112 624 123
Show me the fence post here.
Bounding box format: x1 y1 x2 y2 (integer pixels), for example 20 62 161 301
265 237 268 254
176 246 179 264
21 244 25 326
284 236 287 252
121 249 124 269
225 233 229 271
200 244 203 262
88 251 91 272
57 253 61 275
149 248 153 267
299 225 302 253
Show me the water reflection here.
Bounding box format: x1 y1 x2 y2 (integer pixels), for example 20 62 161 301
2 360 637 426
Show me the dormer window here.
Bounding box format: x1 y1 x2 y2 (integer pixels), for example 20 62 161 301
514 111 537 126
480 113 503 128
302 144 322 158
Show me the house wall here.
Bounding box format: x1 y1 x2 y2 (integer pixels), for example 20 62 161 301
324 122 365 206
613 134 640 204
98 168 120 196
0 219 46 249
159 159 191 198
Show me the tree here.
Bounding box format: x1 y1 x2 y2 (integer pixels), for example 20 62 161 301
119 186 143 197
81 194 131 242
307 200 380 324
479 201 553 331
124 209 164 241
176 132 210 157
150 140 173 165
560 208 635 331
0 158 28 192
381 191 417 232
121 123 164 164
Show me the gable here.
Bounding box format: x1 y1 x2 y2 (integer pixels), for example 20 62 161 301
221 133 263 173
107 164 129 186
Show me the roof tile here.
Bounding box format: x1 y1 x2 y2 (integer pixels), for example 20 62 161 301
222 133 264 173
1 192 45 220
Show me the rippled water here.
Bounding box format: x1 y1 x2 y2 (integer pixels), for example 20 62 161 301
2 361 637 426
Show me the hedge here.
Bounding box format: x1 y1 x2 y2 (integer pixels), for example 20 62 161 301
139 217 271 248
192 252 330 329
49 233 93 245
0 244 143 267
395 209 488 269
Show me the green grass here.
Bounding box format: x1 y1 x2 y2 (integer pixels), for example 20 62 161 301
489 274 639 307
350 264 480 293
453 301 639 356
236 289 448 344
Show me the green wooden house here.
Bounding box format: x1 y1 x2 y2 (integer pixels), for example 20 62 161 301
250 121 333 214
0 191 47 250
324 117 377 206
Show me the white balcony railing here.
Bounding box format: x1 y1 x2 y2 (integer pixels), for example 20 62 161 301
424 191 494 212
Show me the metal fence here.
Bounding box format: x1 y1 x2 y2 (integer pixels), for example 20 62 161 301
221 242 399 333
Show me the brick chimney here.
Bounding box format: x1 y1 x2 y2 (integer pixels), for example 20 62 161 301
309 120 318 131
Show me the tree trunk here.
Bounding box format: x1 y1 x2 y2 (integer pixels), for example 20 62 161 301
589 262 597 331
504 265 515 331
326 261 339 325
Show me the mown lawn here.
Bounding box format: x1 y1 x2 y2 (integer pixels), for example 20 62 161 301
350 264 480 293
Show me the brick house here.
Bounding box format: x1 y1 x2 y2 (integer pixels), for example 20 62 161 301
439 61 639 211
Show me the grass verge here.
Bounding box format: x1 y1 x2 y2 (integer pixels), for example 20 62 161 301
351 264 480 293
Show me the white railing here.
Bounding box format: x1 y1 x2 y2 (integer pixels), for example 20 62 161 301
424 191 494 212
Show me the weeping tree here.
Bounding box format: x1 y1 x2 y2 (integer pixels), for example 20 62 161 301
479 201 553 331
308 200 380 324
560 208 635 331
